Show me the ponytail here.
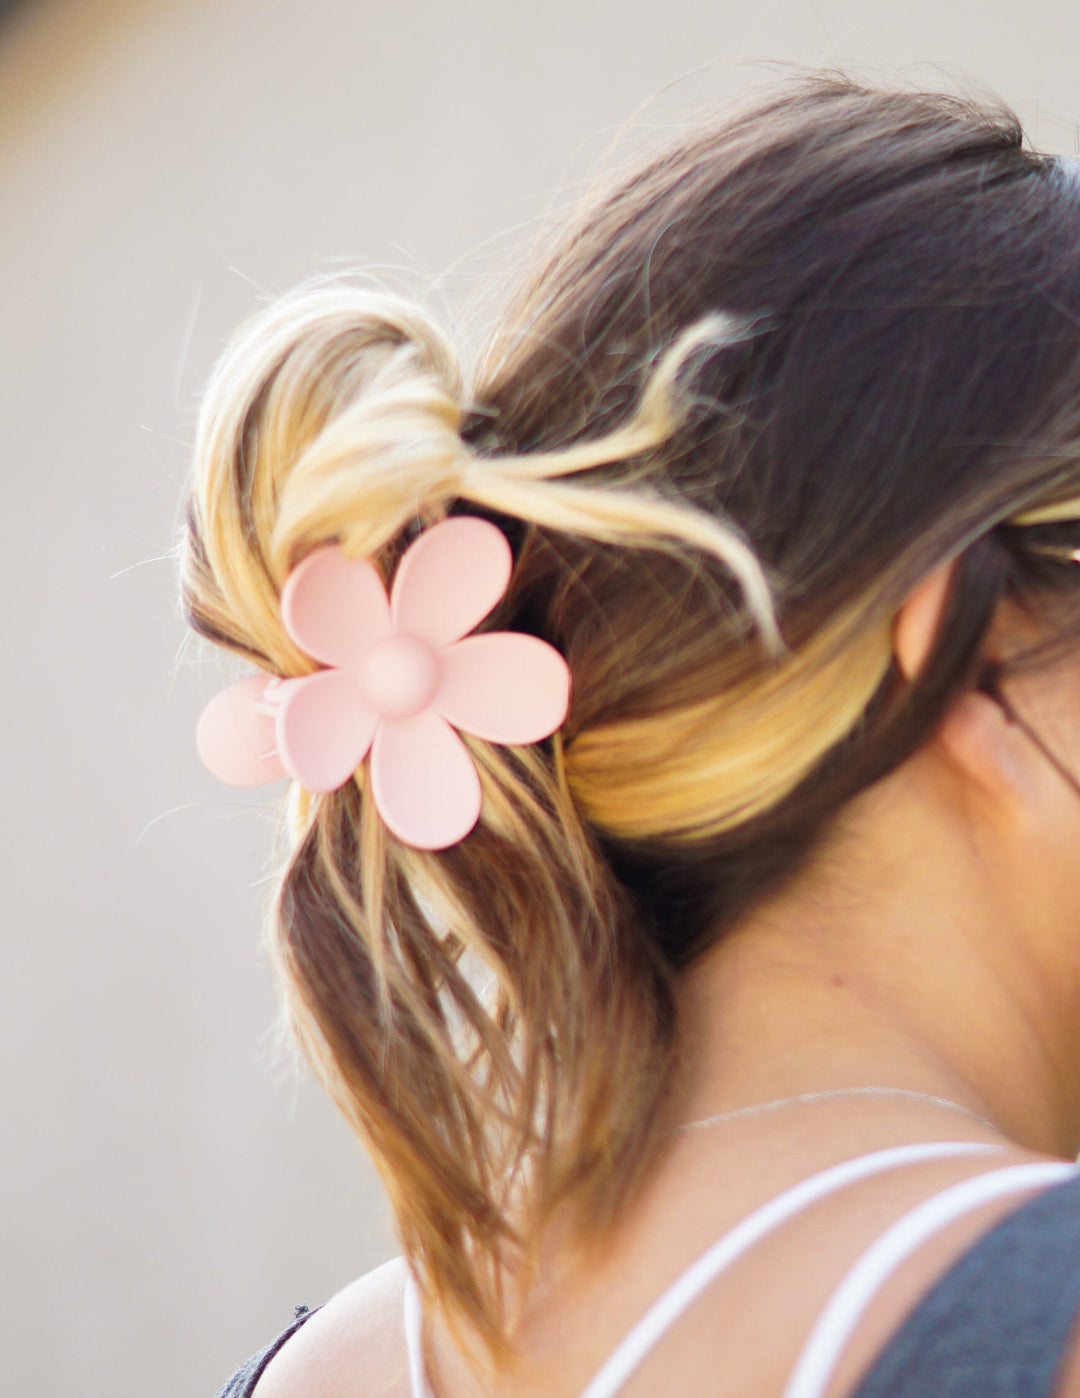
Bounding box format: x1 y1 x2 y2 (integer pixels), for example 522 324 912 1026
182 284 776 1361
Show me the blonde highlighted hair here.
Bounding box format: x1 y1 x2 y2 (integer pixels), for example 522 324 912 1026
182 72 1080 1365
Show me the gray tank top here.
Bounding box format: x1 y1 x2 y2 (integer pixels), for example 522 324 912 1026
215 1142 1080 1398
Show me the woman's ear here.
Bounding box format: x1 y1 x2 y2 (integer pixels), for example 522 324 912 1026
892 560 959 680
894 561 1035 807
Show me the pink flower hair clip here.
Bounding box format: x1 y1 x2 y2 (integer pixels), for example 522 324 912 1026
196 517 571 850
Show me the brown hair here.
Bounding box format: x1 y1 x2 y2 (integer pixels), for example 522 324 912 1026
181 71 1080 1365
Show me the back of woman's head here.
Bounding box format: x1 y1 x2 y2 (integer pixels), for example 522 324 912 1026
180 71 1080 1363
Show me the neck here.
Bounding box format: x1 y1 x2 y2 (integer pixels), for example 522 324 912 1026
673 766 1080 1160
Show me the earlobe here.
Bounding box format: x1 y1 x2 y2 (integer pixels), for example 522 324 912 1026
895 560 1034 808
933 683 1037 812
935 690 1009 786
893 560 958 681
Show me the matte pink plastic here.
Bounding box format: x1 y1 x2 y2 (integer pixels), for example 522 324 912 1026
436 632 571 743
372 710 482 849
282 546 392 669
196 517 571 849
196 675 287 786
363 635 441 719
276 668 378 794
391 515 512 647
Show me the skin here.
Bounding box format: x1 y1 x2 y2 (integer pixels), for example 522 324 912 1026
674 561 1080 1160
256 568 1080 1398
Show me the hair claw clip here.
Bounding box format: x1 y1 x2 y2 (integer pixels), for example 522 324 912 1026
196 517 571 850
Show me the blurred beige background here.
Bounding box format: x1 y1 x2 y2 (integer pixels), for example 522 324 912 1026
2 1 1079 1394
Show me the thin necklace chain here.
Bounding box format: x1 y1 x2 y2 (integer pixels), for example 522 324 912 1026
679 1086 1001 1134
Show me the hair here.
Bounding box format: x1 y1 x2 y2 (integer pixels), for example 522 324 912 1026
181 70 1080 1367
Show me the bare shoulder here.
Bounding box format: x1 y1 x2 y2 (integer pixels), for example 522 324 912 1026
254 1256 411 1398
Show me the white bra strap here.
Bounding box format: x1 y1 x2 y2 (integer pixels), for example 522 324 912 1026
573 1141 1003 1398
782 1158 1079 1398
403 1267 434 1398
400 1142 1009 1398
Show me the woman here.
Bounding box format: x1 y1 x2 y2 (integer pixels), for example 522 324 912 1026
187 70 1080 1398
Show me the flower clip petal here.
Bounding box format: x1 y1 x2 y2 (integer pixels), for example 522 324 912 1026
391 516 512 647
196 675 288 786
435 633 571 743
282 547 392 669
371 711 482 849
276 670 379 793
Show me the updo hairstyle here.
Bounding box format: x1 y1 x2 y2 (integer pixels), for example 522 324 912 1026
182 72 1080 1362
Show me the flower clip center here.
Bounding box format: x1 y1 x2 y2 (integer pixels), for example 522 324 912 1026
361 633 441 719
